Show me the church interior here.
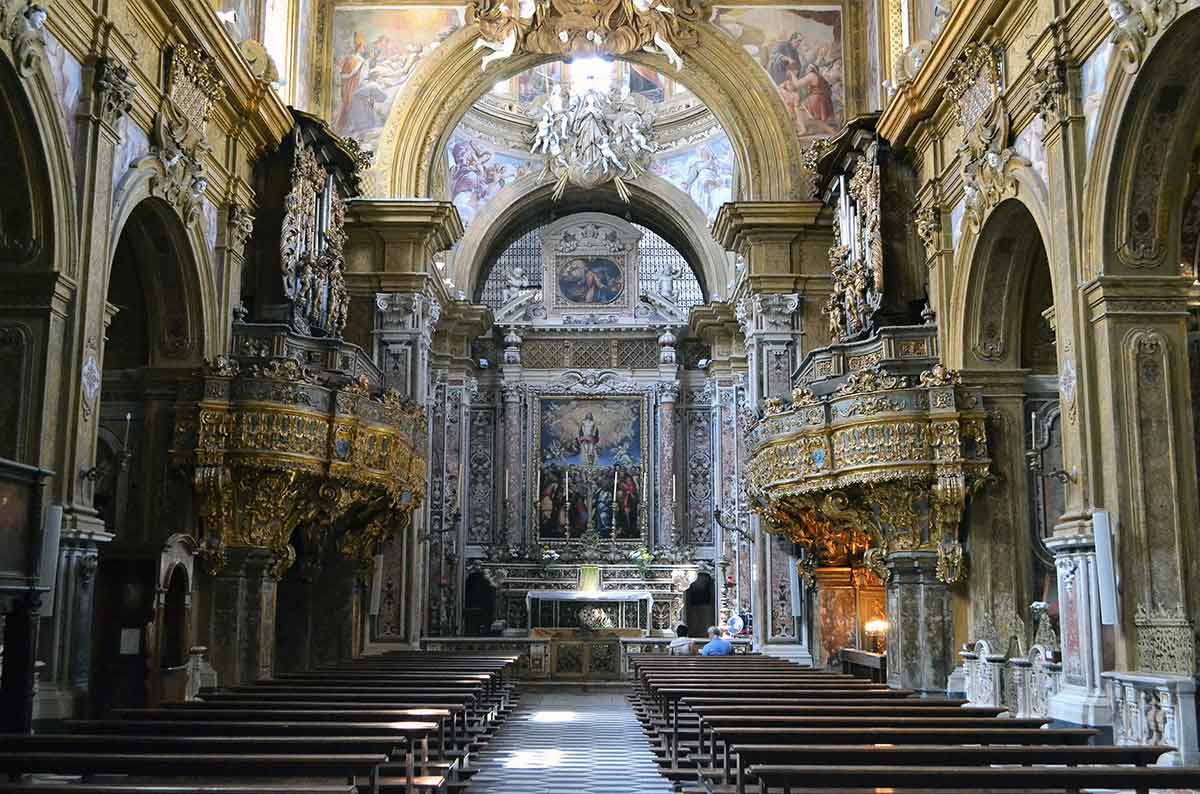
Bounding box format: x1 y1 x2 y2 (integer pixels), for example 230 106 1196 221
2 0 1200 789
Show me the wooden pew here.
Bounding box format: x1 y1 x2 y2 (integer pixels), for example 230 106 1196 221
747 763 1200 794
715 743 1172 794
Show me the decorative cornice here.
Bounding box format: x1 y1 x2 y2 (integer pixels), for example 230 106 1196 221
712 201 827 253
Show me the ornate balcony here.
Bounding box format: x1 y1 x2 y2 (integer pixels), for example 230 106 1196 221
171 325 427 578
745 327 991 584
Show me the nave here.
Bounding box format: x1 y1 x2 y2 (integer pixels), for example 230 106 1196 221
465 689 671 794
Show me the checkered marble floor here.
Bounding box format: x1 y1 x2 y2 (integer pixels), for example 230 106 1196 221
466 687 673 794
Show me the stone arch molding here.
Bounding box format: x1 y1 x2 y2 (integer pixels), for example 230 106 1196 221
944 189 1056 371
1086 1 1200 276
108 166 222 364
0 9 79 279
373 22 803 203
451 171 733 300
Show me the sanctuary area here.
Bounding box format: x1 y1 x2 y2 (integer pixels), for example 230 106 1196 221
1 0 1200 789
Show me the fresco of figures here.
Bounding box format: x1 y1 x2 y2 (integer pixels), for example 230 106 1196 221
651 134 735 221
713 6 844 139
536 397 646 542
447 132 539 226
331 7 465 145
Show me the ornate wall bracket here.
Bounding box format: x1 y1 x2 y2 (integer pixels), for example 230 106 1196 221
746 363 990 585
172 335 427 580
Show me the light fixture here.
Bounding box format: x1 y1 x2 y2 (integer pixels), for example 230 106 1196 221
864 618 889 654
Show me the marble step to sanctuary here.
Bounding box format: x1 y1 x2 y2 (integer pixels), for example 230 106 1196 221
464 687 674 794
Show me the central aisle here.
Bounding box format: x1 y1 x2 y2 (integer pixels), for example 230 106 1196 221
467 687 674 794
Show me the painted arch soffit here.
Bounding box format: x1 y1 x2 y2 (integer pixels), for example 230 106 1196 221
370 23 803 202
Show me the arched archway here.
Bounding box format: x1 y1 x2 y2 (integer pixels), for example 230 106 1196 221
1087 6 1200 276
948 197 1059 654
90 197 211 713
373 25 803 202
451 173 732 300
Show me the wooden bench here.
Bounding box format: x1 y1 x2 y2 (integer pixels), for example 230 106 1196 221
713 743 1173 794
747 763 1200 794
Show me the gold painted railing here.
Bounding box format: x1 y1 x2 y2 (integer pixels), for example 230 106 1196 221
172 352 426 578
746 365 991 583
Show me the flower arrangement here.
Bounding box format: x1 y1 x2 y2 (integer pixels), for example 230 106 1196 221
629 545 654 577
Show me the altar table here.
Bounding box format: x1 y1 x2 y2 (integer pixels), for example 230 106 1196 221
525 589 654 633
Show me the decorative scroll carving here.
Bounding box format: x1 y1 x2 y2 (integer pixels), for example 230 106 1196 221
945 40 1026 229
825 141 884 343
914 204 941 259
684 407 713 544
226 203 254 257
93 57 134 128
0 1 46 78
1108 0 1185 74
280 137 350 338
1031 58 1067 126
468 0 712 71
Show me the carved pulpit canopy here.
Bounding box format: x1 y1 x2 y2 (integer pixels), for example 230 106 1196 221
171 336 426 581
746 329 991 585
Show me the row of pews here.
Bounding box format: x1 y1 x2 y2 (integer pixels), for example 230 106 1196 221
0 651 520 794
630 653 1200 794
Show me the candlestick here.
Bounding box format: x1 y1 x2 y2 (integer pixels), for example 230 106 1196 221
613 470 618 505
122 412 132 451
1030 411 1037 450
565 469 570 502
672 474 677 502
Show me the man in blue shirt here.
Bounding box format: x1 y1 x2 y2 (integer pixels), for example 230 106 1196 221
700 626 732 656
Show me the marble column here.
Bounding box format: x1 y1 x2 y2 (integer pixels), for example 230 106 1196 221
886 551 952 692
502 382 524 547
656 381 680 547
199 549 278 685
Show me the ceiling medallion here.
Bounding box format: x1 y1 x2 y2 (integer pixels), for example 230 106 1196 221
468 0 712 70
529 84 657 201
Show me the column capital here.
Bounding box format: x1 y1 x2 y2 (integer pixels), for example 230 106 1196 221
735 292 802 339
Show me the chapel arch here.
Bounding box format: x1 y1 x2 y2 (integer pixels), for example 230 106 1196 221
953 197 1059 652
374 24 803 202
1092 7 1200 276
89 197 212 713
457 174 731 301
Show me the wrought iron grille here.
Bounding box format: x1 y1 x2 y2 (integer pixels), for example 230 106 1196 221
476 221 704 310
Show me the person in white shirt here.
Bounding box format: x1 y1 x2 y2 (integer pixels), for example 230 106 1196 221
668 623 692 655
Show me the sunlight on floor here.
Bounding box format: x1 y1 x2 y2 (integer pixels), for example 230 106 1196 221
503 749 566 769
530 709 577 723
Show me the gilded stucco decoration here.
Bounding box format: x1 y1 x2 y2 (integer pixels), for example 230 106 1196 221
1108 0 1189 74
468 0 713 70
280 136 350 338
92 58 135 129
944 41 1027 229
174 356 427 579
746 365 989 584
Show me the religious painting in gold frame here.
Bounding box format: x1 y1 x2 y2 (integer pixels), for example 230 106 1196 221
531 395 649 544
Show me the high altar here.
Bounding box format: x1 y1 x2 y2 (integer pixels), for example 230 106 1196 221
417 213 772 678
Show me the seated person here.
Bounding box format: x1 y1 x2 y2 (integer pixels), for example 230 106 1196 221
700 625 732 656
668 623 692 655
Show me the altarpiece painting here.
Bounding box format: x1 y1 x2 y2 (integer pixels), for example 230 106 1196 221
534 396 648 543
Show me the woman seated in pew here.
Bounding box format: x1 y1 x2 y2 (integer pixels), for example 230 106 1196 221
700 626 732 656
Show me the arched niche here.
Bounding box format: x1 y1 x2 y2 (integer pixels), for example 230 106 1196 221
452 172 732 301
0 40 79 465
1086 6 1200 276
104 197 216 368
373 24 803 203
944 195 1056 371
950 196 1059 651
